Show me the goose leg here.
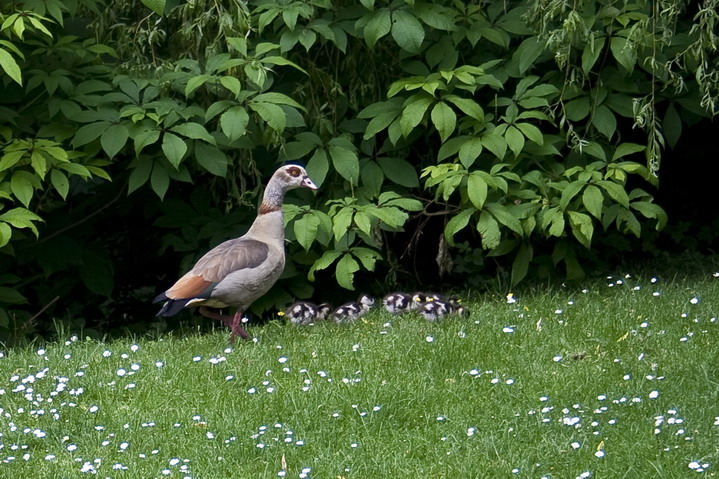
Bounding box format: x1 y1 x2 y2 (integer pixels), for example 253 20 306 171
229 311 250 343
198 306 233 328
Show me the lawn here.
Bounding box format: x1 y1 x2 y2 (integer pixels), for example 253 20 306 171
1 270 718 478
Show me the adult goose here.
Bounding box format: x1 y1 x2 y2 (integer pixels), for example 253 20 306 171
154 165 317 342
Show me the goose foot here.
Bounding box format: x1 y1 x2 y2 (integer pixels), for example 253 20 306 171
229 311 250 343
198 306 250 342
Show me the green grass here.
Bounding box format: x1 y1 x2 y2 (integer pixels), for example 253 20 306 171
1 270 719 478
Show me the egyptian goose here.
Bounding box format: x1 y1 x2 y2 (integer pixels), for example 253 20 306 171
412 292 442 306
331 294 375 323
317 303 332 320
420 297 469 321
382 292 413 314
154 165 317 342
283 301 332 325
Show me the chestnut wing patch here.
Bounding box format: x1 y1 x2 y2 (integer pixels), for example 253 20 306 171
164 274 215 300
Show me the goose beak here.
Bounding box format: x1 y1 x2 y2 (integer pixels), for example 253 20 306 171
302 176 318 190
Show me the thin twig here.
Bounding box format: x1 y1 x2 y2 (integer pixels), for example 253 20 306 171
27 296 60 325
35 184 126 246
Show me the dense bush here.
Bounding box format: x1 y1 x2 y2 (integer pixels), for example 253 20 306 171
0 0 716 339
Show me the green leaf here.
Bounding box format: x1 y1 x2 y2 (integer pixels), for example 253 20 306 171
482 131 507 160
133 128 161 156
0 286 27 304
194 142 227 177
610 36 636 73
50 169 69 199
597 180 629 208
663 104 682 148
100 124 129 159
361 161 384 197
10 171 34 207
353 211 372 236
162 133 187 168
0 47 23 85
467 173 488 210
171 122 216 144
260 56 308 75
306 148 329 186
0 207 42 237
611 143 645 162
253 92 305 111
582 184 604 220
185 74 211 97
443 95 484 121
299 29 317 52
485 203 523 236
400 95 433 137
515 123 543 146
0 150 25 172
294 213 320 251
363 9 391 49
380 194 422 211
364 111 400 139
283 140 317 161
332 207 354 241
414 3 456 31
328 146 359 185
219 76 241 97
516 36 544 75
30 151 47 179
58 163 92 179
564 96 590 121
308 249 343 281
617 209 641 237
73 121 111 148
0 222 11 248
605 93 635 118
377 157 419 188
543 207 565 237
391 10 424 53
151 162 170 199
592 105 616 140
430 102 456 142
583 141 606 161
351 247 381 271
140 0 166 15
511 242 533 285
477 210 501 249
205 100 233 121
567 211 594 248
631 201 667 230
458 137 483 168
444 208 474 246
367 206 408 229
504 125 525 157
249 102 286 133
560 180 584 211
581 36 605 73
336 253 360 290
128 158 153 194
220 107 250 142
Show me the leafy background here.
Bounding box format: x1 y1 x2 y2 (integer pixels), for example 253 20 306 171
0 0 717 341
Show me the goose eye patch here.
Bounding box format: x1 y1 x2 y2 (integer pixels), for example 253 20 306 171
288 167 301 177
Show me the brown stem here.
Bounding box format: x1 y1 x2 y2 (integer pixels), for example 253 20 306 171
27 295 60 325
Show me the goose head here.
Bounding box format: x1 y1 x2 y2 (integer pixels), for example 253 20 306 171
275 165 318 191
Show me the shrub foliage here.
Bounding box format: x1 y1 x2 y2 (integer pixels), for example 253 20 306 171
0 0 716 337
